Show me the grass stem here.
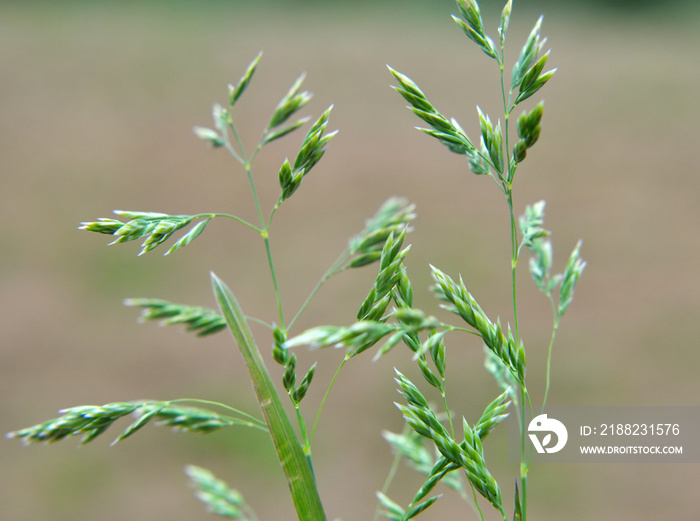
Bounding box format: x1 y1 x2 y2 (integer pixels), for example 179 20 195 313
309 354 348 446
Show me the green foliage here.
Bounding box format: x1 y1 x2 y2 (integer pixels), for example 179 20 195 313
10 2 586 521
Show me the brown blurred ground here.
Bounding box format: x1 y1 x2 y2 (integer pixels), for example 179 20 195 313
1 2 699 520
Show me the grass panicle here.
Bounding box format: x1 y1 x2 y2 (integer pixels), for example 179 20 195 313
513 101 543 164
474 390 511 440
268 73 312 129
8 402 142 445
11 2 585 520
453 0 498 60
7 401 264 447
285 320 399 357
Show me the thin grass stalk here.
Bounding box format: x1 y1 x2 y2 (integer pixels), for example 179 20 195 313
540 298 561 413
226 118 286 328
500 15 529 515
309 354 348 445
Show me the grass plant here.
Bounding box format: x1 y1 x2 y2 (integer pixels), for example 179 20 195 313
8 1 584 520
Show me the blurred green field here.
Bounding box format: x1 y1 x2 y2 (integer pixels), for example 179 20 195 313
2 1 699 520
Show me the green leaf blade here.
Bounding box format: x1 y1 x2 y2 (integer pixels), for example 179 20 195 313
211 273 327 521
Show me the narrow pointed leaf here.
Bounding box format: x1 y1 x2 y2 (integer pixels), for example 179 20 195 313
211 273 327 521
513 480 523 521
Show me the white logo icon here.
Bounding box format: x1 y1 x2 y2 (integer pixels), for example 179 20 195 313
528 414 568 454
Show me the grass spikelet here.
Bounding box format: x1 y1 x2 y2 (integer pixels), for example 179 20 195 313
229 51 262 107
185 465 257 520
7 402 142 445
348 197 416 267
473 390 511 439
431 265 526 383
387 66 475 155
79 211 210 255
124 298 226 337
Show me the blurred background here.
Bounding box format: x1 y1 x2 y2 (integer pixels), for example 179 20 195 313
2 0 699 520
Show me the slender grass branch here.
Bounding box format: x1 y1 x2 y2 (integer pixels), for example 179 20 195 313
541 297 561 413
263 236 285 328
309 354 348 446
295 406 310 454
207 212 262 234
169 398 268 431
374 426 408 521
289 250 351 330
229 119 249 165
467 480 487 521
441 388 455 438
506 191 520 338
225 115 287 328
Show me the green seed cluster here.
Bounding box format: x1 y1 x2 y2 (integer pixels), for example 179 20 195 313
124 298 226 337
347 197 416 269
278 107 337 203
7 401 261 447
185 465 257 521
272 326 316 406
519 202 586 318
143 403 248 434
431 266 526 385
7 402 142 445
79 211 211 256
394 371 504 513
